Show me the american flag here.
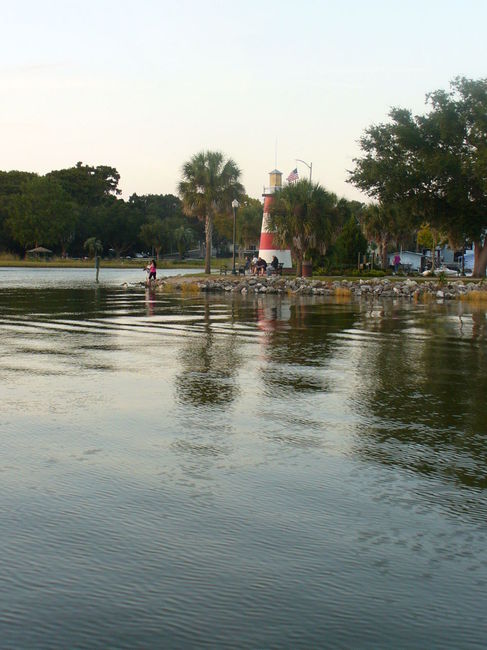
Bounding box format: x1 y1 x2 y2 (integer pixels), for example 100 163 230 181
287 168 299 183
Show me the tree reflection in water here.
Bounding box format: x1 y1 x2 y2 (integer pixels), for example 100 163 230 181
471 306 487 340
171 299 245 488
174 300 242 408
255 296 357 395
351 301 487 490
251 296 360 451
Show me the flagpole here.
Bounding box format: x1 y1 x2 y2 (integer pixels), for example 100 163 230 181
296 159 312 183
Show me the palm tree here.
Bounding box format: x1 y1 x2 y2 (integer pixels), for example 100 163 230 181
178 151 244 274
139 220 165 260
84 237 103 283
361 203 408 270
237 196 264 251
83 237 103 258
361 204 390 270
174 225 195 260
268 179 337 276
417 223 447 273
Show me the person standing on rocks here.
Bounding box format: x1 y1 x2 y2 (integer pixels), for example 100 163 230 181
148 259 157 282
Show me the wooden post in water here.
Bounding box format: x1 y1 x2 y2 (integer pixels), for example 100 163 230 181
95 255 100 283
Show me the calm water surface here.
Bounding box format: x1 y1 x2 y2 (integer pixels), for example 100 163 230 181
0 266 199 289
1 269 486 649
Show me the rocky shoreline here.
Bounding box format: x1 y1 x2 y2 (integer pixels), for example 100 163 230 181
140 275 487 301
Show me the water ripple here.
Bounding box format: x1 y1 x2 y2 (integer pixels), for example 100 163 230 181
1 286 487 649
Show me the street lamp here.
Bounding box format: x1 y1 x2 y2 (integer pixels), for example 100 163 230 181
231 199 239 275
296 159 312 182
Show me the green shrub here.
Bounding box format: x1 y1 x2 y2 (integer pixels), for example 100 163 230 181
333 217 368 267
348 269 386 277
362 269 386 277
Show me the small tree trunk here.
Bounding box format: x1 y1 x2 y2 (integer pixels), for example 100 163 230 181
205 212 212 275
473 239 487 278
381 239 388 270
431 235 437 273
296 253 303 277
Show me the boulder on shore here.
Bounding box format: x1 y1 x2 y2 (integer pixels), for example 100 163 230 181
136 275 487 302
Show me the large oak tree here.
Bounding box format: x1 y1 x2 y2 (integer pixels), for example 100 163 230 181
349 77 487 277
7 176 77 254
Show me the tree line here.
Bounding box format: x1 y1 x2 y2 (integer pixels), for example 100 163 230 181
268 76 487 278
178 78 487 277
178 151 370 275
349 76 487 278
0 155 367 274
2 76 485 276
0 161 263 261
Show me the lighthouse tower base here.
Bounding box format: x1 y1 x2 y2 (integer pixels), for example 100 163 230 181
259 244 292 268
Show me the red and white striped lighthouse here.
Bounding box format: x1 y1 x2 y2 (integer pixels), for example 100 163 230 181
258 169 292 268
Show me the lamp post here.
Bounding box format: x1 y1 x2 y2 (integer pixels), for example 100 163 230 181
296 159 312 182
231 199 239 275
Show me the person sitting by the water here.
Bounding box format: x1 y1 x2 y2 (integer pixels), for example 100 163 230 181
148 259 157 281
256 257 267 276
266 255 279 276
251 254 259 274
244 256 251 274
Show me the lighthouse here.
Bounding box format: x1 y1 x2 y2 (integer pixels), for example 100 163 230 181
258 169 292 268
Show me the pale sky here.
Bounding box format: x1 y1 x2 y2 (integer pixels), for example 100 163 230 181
1 0 486 202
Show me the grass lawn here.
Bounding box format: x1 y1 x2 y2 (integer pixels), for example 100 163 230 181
0 255 232 269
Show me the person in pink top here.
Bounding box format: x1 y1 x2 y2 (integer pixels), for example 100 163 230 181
148 259 157 281
393 254 401 273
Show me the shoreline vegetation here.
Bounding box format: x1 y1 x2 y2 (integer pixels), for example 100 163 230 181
1 79 486 279
0 255 487 294
2 257 486 301
0 256 207 269
142 274 487 302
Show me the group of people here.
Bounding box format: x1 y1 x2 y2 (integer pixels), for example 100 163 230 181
145 255 280 282
245 254 279 276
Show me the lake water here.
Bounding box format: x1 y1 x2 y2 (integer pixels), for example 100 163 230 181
0 265 200 289
1 269 486 649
